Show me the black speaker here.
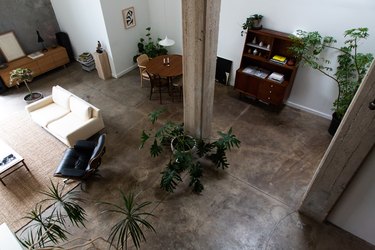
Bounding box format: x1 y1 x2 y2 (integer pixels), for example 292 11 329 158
55 32 74 62
0 77 7 94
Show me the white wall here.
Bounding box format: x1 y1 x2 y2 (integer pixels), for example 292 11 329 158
328 147 375 245
217 0 375 118
99 0 151 77
51 0 375 117
50 0 113 72
148 0 182 55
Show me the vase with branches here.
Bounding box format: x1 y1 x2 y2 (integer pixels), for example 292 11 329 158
289 27 374 134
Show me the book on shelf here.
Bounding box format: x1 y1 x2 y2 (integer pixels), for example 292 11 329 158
27 52 44 59
272 55 286 62
267 72 284 83
270 58 287 65
242 66 270 79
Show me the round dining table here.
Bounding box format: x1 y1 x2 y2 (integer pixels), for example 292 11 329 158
145 54 182 77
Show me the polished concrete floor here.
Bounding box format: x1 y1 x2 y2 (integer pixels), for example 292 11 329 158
1 63 373 249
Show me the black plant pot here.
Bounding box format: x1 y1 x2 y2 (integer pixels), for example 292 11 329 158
328 112 341 136
24 92 43 104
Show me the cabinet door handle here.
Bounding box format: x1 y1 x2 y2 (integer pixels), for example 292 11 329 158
269 91 272 93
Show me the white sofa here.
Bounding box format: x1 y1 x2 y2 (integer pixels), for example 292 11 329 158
25 85 105 147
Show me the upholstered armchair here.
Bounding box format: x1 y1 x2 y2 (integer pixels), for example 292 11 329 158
54 134 106 181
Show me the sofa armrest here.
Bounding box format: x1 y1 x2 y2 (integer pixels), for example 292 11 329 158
65 117 105 147
25 96 53 113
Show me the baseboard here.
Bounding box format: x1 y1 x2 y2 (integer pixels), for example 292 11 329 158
112 64 137 78
286 100 331 120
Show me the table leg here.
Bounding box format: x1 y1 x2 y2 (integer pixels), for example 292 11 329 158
22 160 30 172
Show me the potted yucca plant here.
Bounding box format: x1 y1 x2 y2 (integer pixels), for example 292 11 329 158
9 68 43 104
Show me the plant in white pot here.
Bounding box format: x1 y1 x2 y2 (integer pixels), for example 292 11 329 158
140 108 241 193
9 68 43 104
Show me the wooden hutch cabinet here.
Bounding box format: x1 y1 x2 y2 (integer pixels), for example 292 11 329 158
234 28 298 105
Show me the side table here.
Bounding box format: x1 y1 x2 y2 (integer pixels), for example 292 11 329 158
93 51 112 80
0 140 30 186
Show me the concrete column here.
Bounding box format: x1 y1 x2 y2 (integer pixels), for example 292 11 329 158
299 61 375 222
182 0 221 139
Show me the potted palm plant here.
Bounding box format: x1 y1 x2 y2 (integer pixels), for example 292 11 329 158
140 108 241 193
289 28 374 135
9 68 43 104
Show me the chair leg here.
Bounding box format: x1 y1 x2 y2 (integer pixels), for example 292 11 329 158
159 83 162 104
141 77 143 88
150 86 153 100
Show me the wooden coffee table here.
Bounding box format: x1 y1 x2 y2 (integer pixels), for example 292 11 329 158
0 140 30 186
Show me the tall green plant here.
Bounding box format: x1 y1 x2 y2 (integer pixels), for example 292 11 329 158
133 27 168 62
289 28 374 119
100 191 156 250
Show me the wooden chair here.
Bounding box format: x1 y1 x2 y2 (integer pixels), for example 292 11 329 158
171 75 183 102
136 54 150 88
147 71 170 104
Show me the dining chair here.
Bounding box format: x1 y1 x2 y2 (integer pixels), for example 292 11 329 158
171 75 183 102
147 71 170 104
136 54 150 88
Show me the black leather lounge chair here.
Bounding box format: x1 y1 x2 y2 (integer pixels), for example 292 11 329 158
54 134 106 182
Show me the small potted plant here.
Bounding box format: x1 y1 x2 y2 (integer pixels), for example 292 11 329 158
140 108 241 193
289 28 373 135
241 14 263 36
9 68 43 104
133 27 168 62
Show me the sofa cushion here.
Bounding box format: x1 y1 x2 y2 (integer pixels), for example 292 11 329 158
69 96 92 121
52 86 71 110
47 113 90 139
29 103 70 127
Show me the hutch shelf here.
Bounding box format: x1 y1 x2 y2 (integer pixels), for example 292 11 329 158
234 28 298 105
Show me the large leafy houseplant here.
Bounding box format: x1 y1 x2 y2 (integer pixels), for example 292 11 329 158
133 27 168 62
289 28 373 131
140 109 241 193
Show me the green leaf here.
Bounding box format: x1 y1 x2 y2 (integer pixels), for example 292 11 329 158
148 107 166 124
216 127 241 150
160 162 183 192
100 190 155 250
139 130 150 149
150 139 162 157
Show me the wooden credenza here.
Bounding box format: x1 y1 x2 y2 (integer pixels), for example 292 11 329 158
0 46 69 87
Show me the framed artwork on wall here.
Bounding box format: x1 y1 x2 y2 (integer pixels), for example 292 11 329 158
123 7 136 29
0 31 25 62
